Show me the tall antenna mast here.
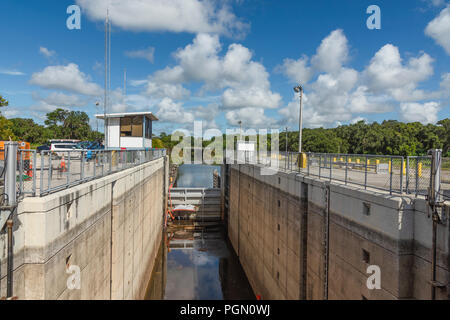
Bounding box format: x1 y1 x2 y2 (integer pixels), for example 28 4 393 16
104 8 110 149
124 68 127 97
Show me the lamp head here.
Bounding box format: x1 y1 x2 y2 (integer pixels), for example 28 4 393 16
293 85 303 93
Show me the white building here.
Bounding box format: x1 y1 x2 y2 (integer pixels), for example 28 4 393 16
95 112 159 150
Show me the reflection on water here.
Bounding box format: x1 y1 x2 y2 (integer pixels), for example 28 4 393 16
176 164 220 188
145 164 253 300
145 222 255 300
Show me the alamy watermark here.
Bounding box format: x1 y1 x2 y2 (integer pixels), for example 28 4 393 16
366 5 381 30
366 265 381 290
169 121 281 176
66 5 81 30
66 264 81 290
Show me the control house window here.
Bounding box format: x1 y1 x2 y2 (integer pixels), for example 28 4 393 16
120 116 143 137
145 117 152 139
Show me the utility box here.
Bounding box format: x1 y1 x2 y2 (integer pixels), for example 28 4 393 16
0 141 31 160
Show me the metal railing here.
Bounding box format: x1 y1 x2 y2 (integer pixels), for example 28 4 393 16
442 157 450 194
17 148 166 197
229 151 433 196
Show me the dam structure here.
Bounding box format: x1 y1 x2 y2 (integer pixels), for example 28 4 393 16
223 152 450 300
0 143 449 300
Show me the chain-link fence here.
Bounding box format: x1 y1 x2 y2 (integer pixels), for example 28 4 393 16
230 151 435 196
442 157 450 194
17 148 166 197
0 149 5 206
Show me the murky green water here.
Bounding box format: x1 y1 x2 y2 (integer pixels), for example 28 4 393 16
175 164 221 188
145 164 255 300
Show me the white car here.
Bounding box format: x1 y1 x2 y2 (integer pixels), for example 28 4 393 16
50 143 80 159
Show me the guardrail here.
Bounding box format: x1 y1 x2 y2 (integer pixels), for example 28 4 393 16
230 151 434 196
17 148 166 197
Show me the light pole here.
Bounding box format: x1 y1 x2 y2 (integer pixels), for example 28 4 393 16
294 85 303 153
285 127 289 154
238 120 242 140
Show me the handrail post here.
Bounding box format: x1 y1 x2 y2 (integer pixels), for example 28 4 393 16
319 154 322 178
40 151 44 196
19 151 23 197
406 156 410 194
329 154 332 181
389 157 393 195
48 152 52 192
415 157 419 197
81 151 85 180
345 155 348 185
364 156 368 190
400 157 404 194
67 152 71 186
32 150 37 196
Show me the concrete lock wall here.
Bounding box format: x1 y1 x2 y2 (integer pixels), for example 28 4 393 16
228 163 450 300
0 156 168 300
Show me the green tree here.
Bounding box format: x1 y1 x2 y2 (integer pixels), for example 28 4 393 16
0 116 15 140
0 95 8 108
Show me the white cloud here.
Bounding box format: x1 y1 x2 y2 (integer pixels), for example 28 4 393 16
33 92 87 108
125 47 155 63
277 30 403 127
39 46 56 58
399 101 440 123
311 29 349 74
193 103 220 129
0 70 25 76
425 6 450 54
276 55 313 84
147 34 281 109
156 98 194 123
30 63 103 96
364 44 434 101
145 82 190 100
225 107 275 128
221 87 281 109
76 0 248 36
441 72 450 91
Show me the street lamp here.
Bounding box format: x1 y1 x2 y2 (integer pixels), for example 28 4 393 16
293 85 303 153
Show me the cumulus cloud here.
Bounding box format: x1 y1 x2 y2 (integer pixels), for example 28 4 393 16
399 101 440 123
76 0 248 37
30 63 103 96
441 72 450 91
364 44 434 101
225 107 275 128
311 29 349 74
145 34 281 109
145 82 190 100
33 92 87 108
156 98 194 123
125 47 155 63
277 30 409 127
276 55 313 84
425 6 450 54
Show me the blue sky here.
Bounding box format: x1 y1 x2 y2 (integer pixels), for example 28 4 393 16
0 0 449 135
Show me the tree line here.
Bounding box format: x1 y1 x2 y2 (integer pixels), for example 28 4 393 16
1 97 103 146
1 94 449 156
154 119 450 157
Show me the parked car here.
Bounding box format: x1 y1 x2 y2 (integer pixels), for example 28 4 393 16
36 145 50 152
50 142 79 159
